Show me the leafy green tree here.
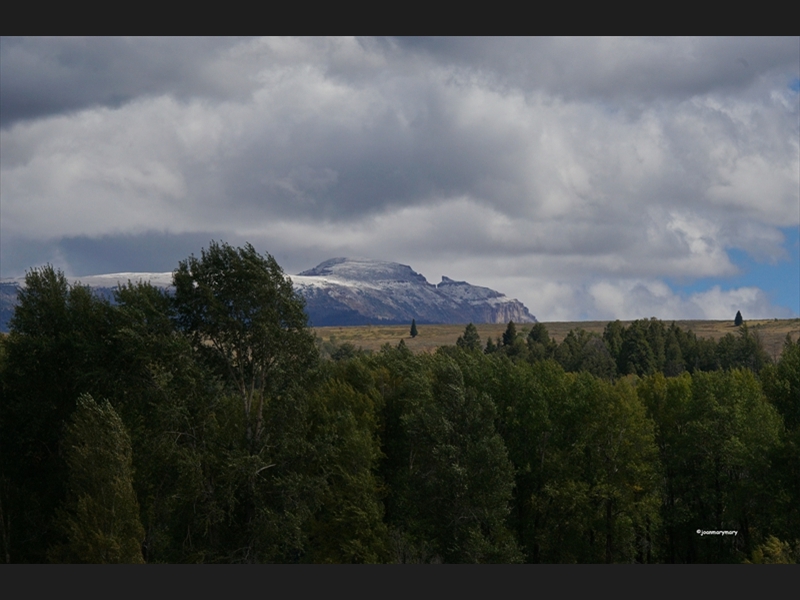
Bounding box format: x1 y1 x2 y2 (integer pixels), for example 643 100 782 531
733 324 771 372
173 241 318 447
555 329 586 372
640 370 783 563
456 323 481 352
663 326 685 376
693 336 720 372
526 323 557 363
760 335 800 548
305 376 389 563
645 318 667 373
381 354 520 562
762 334 800 431
531 373 660 563
602 320 625 365
745 536 797 564
555 329 609 375
618 322 656 376
578 337 617 380
48 394 144 563
485 357 562 562
410 319 418 338
0 266 120 562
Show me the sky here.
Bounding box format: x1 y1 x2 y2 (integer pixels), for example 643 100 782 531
2 36 798 321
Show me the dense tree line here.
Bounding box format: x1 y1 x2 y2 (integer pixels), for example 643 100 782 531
0 243 797 563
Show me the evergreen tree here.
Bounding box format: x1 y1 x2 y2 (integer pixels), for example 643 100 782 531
733 324 771 372
410 319 418 338
602 320 625 366
578 337 617 379
49 394 144 563
527 323 557 362
618 322 656 376
734 311 743 327
502 321 517 347
555 328 601 373
456 323 481 352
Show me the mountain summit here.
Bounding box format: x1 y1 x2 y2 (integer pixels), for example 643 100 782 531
290 258 536 326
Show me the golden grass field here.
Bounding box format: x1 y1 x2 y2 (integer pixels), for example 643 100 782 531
314 318 800 361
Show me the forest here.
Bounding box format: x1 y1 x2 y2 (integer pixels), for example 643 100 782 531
1 242 798 563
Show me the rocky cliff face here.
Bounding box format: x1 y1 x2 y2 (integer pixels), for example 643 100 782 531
0 258 536 331
290 258 536 326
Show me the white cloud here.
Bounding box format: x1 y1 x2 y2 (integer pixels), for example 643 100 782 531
1 37 797 319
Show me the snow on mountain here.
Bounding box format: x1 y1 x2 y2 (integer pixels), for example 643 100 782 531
290 258 536 326
0 258 536 331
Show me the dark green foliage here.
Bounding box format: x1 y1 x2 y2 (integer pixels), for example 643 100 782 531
639 370 783 563
396 355 520 562
330 341 361 362
554 329 616 378
732 325 771 372
0 266 121 562
410 319 418 338
555 329 589 372
735 311 743 327
645 318 667 373
693 336 720 372
2 259 794 564
663 325 685 377
762 335 800 431
760 336 800 547
303 375 389 563
618 321 656 376
716 325 770 373
527 323 557 362
578 337 617 380
527 374 661 563
48 394 144 563
502 321 517 347
602 320 625 365
173 241 318 447
456 323 481 352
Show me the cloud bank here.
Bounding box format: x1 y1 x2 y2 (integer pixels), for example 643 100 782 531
2 37 798 320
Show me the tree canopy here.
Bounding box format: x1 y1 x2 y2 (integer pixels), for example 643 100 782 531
1 246 797 564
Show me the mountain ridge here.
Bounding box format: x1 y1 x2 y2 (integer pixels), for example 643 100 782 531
0 258 536 330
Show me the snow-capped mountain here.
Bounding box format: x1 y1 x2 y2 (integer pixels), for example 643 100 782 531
0 258 536 331
291 257 536 326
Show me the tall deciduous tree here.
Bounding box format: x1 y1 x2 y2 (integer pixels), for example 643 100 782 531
0 266 120 562
401 355 520 562
172 241 318 446
49 394 144 563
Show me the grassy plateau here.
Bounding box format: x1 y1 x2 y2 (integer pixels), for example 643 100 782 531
314 318 800 360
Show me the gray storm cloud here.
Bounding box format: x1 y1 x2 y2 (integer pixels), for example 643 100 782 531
1 36 798 320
